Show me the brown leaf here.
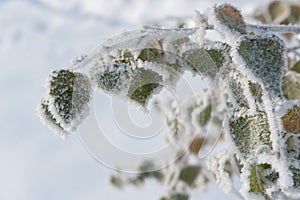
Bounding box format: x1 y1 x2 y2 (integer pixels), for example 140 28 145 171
189 137 205 154
282 106 300 134
214 4 246 34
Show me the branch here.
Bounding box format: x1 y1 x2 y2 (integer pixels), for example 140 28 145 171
247 24 300 34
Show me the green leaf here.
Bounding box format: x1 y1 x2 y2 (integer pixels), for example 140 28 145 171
249 164 272 200
178 166 201 186
138 47 185 84
128 68 163 106
284 135 300 188
249 82 263 103
291 61 300 73
290 167 300 187
135 161 164 183
138 47 165 63
283 71 300 100
199 104 212 126
110 174 124 189
39 69 91 135
229 77 249 108
230 112 272 159
39 97 65 133
90 63 131 94
183 45 229 78
49 70 91 125
237 34 286 97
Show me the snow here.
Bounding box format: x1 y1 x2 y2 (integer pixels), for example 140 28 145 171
0 0 268 200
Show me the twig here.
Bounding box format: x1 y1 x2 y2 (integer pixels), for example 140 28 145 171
247 24 300 34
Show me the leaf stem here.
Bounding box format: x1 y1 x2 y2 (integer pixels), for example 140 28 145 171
247 24 300 34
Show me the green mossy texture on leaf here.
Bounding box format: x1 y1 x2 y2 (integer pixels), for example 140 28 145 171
183 47 226 78
230 112 272 159
40 98 65 132
49 70 91 125
290 167 300 187
128 68 163 106
249 164 273 200
229 77 249 108
283 71 300 100
138 47 183 83
206 48 227 69
138 47 165 63
49 70 76 124
249 82 263 103
284 135 300 188
284 136 300 162
178 166 201 186
39 69 92 135
90 63 131 93
237 34 286 98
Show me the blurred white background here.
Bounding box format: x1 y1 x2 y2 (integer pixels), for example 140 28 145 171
0 0 265 199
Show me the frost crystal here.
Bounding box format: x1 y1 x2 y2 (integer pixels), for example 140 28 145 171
38 70 92 137
237 33 286 98
214 4 246 34
37 3 300 199
89 63 131 95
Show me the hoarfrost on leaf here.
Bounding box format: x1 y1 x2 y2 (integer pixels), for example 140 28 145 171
38 70 92 137
236 33 286 98
214 4 247 35
37 2 300 199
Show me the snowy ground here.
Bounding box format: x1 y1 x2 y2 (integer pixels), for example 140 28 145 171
0 0 265 199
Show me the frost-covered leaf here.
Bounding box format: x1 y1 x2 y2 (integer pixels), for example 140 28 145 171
284 135 300 159
237 34 286 97
38 97 66 134
283 71 300 100
38 70 92 136
230 112 272 159
249 82 263 103
249 163 275 199
137 47 184 84
282 106 300 134
178 166 201 186
283 134 300 189
182 44 230 78
290 167 300 187
128 68 163 106
229 77 249 108
214 4 247 34
138 47 165 63
89 63 131 94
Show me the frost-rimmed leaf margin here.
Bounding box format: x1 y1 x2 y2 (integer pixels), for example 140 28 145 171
37 69 92 138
